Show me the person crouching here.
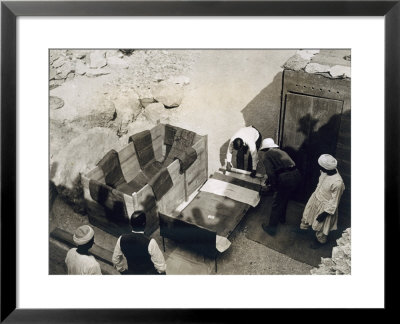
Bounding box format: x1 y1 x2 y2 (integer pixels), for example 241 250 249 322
112 210 166 275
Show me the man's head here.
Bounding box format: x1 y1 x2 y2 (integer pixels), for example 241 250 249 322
73 225 95 250
130 210 147 232
259 138 279 151
232 138 244 151
318 154 337 174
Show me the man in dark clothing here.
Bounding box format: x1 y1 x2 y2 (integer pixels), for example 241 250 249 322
112 211 166 275
259 138 301 236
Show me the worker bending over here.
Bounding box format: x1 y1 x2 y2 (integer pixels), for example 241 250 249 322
226 126 262 178
259 138 301 236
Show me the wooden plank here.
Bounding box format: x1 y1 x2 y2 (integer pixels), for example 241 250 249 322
85 166 105 182
50 227 115 266
152 134 164 162
136 184 157 211
218 168 266 188
180 191 250 238
123 193 135 218
158 159 186 213
212 172 261 192
118 143 140 183
150 123 164 162
283 70 350 101
166 159 182 183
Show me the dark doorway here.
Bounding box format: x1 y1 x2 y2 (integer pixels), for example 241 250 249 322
281 92 343 201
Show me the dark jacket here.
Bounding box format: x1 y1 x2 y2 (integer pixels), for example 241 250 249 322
120 233 158 275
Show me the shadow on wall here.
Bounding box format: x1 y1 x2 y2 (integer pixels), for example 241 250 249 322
282 110 351 228
283 111 344 201
219 72 284 168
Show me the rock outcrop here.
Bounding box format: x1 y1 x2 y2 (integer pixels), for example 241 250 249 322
89 51 107 69
50 127 126 212
143 102 170 124
152 80 184 108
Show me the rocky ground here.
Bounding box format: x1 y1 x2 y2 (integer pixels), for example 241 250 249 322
49 49 349 275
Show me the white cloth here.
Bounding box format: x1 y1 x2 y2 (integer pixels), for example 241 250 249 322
216 235 231 253
65 248 102 275
112 231 166 274
226 126 260 171
200 178 260 207
301 171 345 236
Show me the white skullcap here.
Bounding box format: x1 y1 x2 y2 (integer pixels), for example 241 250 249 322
318 154 337 170
260 138 279 150
73 225 94 246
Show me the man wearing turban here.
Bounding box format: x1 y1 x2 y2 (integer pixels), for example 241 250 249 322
65 225 102 275
299 154 345 248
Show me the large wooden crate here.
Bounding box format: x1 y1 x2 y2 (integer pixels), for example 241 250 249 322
81 123 208 237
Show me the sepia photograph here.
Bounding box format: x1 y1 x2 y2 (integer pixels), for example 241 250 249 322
49 49 351 276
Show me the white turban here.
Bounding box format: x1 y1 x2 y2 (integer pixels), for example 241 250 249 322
318 154 337 170
73 225 94 246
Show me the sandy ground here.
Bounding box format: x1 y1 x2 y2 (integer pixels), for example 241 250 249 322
50 49 314 275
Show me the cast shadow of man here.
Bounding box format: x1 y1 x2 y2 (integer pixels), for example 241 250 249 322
219 72 284 172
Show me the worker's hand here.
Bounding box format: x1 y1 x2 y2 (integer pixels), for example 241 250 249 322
316 212 330 223
250 170 257 178
226 162 232 172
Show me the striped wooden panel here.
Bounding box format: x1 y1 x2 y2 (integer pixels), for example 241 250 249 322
85 166 105 182
150 123 165 162
157 160 185 214
118 143 141 183
136 184 157 211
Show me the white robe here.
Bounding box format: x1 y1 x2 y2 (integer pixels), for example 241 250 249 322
65 248 102 275
302 171 345 236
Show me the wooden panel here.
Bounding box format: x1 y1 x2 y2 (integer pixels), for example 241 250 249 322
283 70 350 102
150 123 164 162
180 191 249 238
50 227 114 266
281 69 351 223
186 137 208 196
85 199 132 237
118 143 140 183
158 160 185 214
281 92 343 201
136 184 157 211
85 166 105 182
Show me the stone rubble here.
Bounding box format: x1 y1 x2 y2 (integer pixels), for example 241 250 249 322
310 228 351 275
152 80 184 108
282 49 351 80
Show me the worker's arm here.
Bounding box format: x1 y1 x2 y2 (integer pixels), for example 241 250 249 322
112 236 128 273
226 139 234 167
148 239 167 274
263 158 277 188
324 181 345 215
248 141 258 174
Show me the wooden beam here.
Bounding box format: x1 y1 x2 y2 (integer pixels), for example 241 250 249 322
50 228 114 266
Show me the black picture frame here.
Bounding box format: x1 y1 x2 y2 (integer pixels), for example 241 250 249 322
1 0 398 322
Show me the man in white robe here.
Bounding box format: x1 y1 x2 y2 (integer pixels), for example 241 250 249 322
299 154 345 249
65 225 102 275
